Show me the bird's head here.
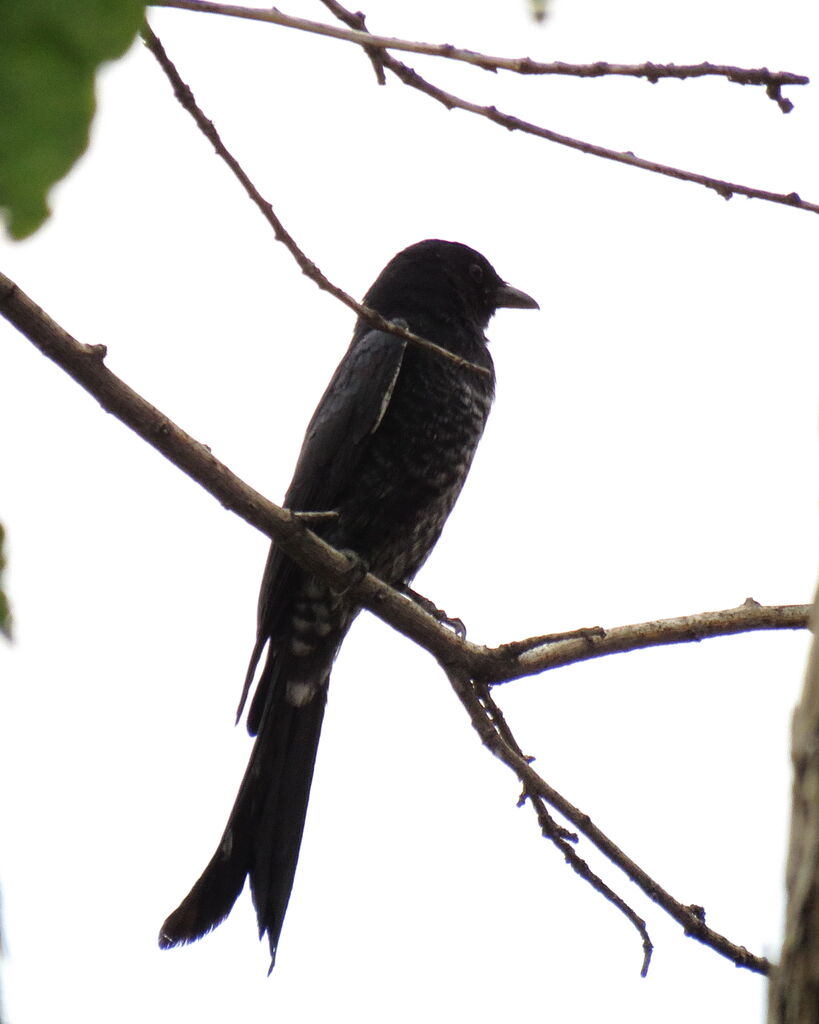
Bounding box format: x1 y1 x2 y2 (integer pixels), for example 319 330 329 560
363 239 539 333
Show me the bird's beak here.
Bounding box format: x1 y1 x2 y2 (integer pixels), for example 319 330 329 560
495 282 539 310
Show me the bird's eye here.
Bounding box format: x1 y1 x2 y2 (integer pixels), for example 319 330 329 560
469 263 484 284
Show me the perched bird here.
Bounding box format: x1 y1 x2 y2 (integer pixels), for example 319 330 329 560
159 239 538 968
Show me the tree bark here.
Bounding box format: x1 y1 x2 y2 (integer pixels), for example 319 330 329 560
768 584 819 1024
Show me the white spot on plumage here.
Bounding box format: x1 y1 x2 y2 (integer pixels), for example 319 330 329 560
219 829 233 858
286 680 318 706
304 579 324 600
372 343 405 434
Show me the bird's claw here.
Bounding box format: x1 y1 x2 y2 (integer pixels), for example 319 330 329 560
402 586 467 637
332 550 370 597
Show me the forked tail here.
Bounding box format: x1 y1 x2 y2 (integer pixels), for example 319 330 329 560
159 680 328 968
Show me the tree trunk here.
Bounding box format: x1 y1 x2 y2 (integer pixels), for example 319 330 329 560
768 584 819 1024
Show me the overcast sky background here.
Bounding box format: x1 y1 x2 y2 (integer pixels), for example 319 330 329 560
1 1 818 1021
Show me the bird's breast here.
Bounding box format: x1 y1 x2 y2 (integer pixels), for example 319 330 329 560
331 351 494 584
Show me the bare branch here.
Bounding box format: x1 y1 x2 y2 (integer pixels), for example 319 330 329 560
150 0 808 112
486 599 811 685
449 665 770 974
477 682 654 976
1 270 807 682
309 0 819 212
379 48 819 215
139 24 489 378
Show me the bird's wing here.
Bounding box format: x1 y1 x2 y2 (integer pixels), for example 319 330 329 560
284 326 408 513
237 328 407 723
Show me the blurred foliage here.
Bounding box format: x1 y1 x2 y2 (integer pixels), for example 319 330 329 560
0 0 146 239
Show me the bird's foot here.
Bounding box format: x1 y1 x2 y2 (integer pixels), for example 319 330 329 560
331 550 370 597
402 586 467 638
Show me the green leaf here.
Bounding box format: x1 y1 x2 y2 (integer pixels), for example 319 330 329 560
0 0 146 239
0 522 11 640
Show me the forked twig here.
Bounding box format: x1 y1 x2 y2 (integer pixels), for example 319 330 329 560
317 0 817 213
152 0 807 114
448 666 770 975
477 682 654 976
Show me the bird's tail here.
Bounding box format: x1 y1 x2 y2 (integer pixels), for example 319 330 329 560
158 672 328 968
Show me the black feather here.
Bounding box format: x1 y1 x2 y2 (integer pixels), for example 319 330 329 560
158 239 538 968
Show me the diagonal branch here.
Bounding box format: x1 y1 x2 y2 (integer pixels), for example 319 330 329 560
477 681 654 976
449 665 770 975
386 59 815 211
139 24 490 378
150 0 808 112
317 0 819 215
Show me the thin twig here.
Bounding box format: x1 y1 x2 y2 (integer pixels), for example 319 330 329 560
147 0 818 211
150 0 807 113
477 682 653 976
449 665 770 974
139 23 490 377
385 53 817 214
315 0 819 214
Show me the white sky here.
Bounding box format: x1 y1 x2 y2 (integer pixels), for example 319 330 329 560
1 1 818 1021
